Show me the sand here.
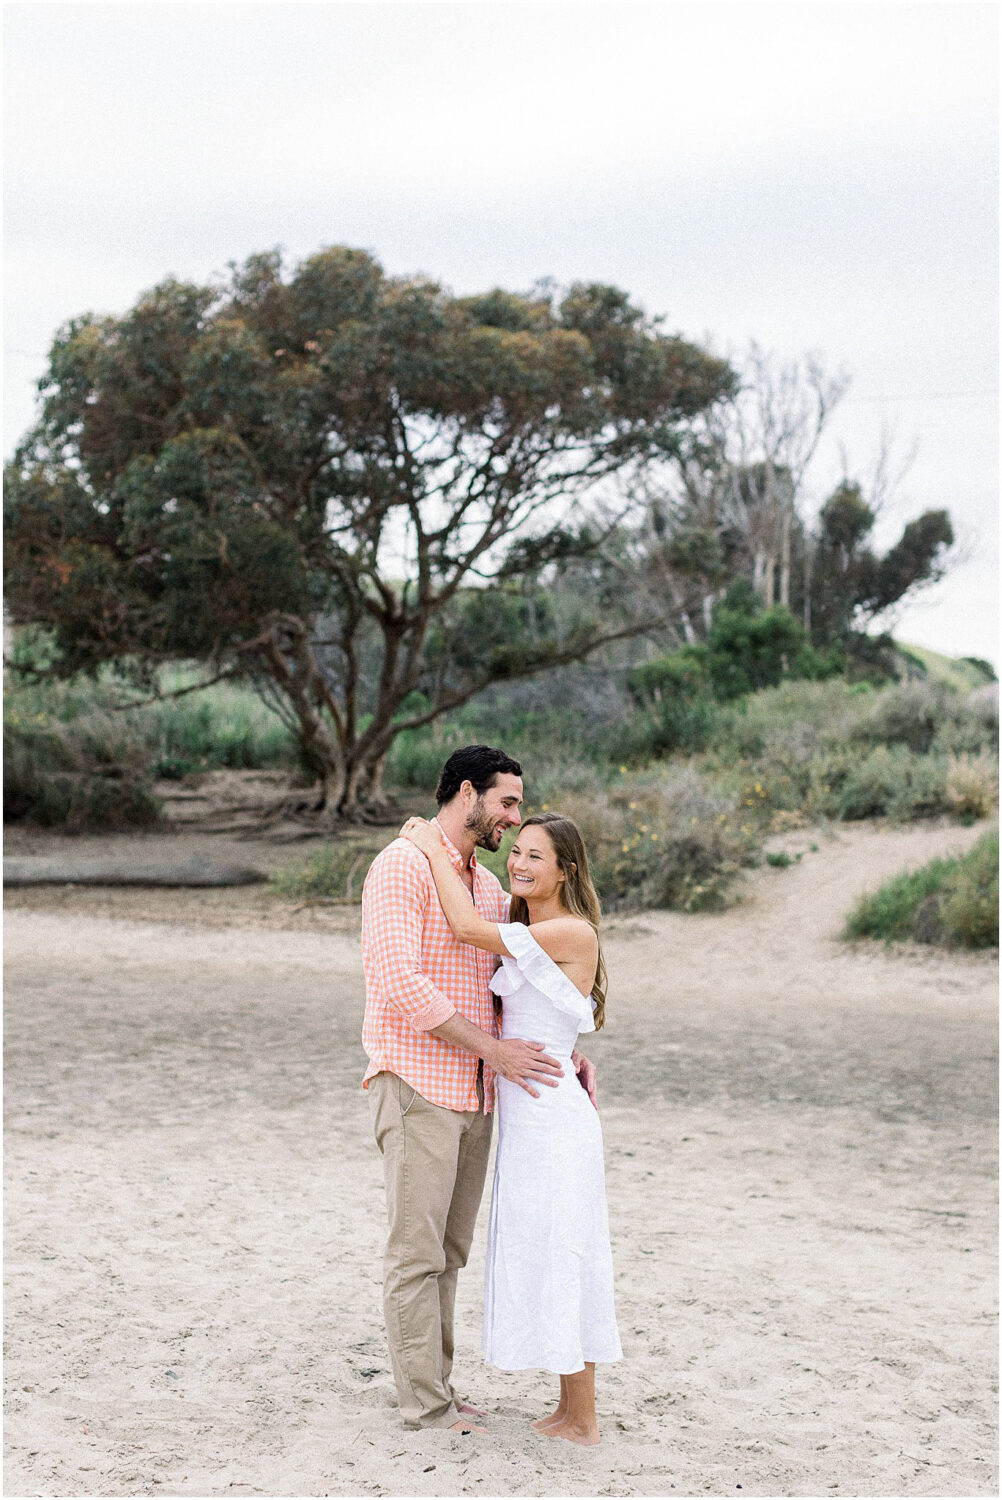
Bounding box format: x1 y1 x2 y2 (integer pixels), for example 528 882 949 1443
3 817 997 1498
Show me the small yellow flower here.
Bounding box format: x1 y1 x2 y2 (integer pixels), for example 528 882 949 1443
650 833 658 841
640 824 648 833
628 801 638 810
541 803 549 811
619 765 628 774
621 842 629 853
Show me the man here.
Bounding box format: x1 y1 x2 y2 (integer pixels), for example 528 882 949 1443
361 744 597 1432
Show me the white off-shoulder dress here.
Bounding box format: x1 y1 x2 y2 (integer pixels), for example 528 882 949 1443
482 921 623 1373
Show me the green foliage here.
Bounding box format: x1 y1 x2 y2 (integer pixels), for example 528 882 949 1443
4 245 733 816
269 842 380 901
627 586 841 724
536 767 759 913
805 484 954 650
818 746 950 821
626 645 711 704
853 681 947 753
944 753 998 822
900 641 997 691
845 830 998 948
3 660 298 825
961 656 998 684
705 581 836 700
4 682 162 829
608 693 722 760
147 672 295 775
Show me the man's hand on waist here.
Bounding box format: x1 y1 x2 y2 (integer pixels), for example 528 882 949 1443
429 1012 563 1099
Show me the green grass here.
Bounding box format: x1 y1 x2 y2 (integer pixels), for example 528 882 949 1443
844 829 999 948
269 842 384 901
898 642 996 692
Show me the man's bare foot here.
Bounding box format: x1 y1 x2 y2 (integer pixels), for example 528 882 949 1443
457 1401 487 1417
448 1419 487 1434
541 1417 601 1446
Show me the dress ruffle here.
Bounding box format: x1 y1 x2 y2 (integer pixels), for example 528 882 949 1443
490 921 596 1034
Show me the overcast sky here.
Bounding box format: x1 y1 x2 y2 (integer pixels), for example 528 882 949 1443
4 1 998 661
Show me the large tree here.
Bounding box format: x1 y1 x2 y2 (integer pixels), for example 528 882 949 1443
4 247 733 817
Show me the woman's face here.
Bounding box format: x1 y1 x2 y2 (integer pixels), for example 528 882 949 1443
507 825 564 902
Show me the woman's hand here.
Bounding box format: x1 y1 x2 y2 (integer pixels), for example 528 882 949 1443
399 816 446 859
572 1049 598 1110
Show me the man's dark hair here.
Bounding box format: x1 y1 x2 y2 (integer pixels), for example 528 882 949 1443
435 745 523 806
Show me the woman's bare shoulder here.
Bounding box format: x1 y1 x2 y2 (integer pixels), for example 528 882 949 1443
528 915 598 959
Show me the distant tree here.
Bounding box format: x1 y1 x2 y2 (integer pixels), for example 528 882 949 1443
625 346 850 643
627 580 839 708
3 247 733 818
804 482 954 652
616 349 955 674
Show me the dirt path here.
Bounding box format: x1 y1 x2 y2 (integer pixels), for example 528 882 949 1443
4 819 997 1497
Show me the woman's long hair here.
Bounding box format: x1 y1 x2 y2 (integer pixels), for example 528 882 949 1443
508 812 608 1030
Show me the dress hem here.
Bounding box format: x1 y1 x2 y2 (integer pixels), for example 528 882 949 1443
482 1353 624 1374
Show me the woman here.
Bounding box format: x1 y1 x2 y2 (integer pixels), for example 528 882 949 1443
399 810 622 1446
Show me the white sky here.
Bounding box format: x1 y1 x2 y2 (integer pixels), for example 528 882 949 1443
4 0 998 661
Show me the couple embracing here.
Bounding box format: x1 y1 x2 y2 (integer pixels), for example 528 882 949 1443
361 745 622 1447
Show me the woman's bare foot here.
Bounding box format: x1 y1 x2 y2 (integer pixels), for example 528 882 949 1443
457 1401 487 1417
448 1419 487 1434
531 1409 566 1432
541 1416 601 1447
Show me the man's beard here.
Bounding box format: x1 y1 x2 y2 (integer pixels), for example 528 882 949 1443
464 795 505 852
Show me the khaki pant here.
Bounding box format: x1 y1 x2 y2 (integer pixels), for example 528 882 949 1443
368 1070 493 1429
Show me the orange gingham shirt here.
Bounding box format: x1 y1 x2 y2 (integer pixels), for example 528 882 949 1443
361 822 510 1113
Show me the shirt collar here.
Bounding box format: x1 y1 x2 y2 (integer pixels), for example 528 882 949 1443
433 817 478 876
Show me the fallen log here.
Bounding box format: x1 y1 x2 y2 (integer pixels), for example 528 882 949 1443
4 857 268 888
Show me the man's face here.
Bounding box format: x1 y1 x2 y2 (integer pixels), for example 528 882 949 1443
463 772 523 852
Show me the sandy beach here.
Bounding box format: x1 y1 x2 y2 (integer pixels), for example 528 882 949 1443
4 817 997 1498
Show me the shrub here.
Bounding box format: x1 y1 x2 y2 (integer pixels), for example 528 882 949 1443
270 842 381 901
845 830 998 948
549 767 757 912
605 694 722 761
940 831 999 947
626 646 711 704
706 592 839 700
148 676 295 772
387 730 461 791
852 680 947 753
3 699 162 829
945 753 998 823
805 745 950 822
714 679 873 761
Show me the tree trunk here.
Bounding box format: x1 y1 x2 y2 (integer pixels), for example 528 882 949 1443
338 748 398 822
779 509 791 607
753 551 766 598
